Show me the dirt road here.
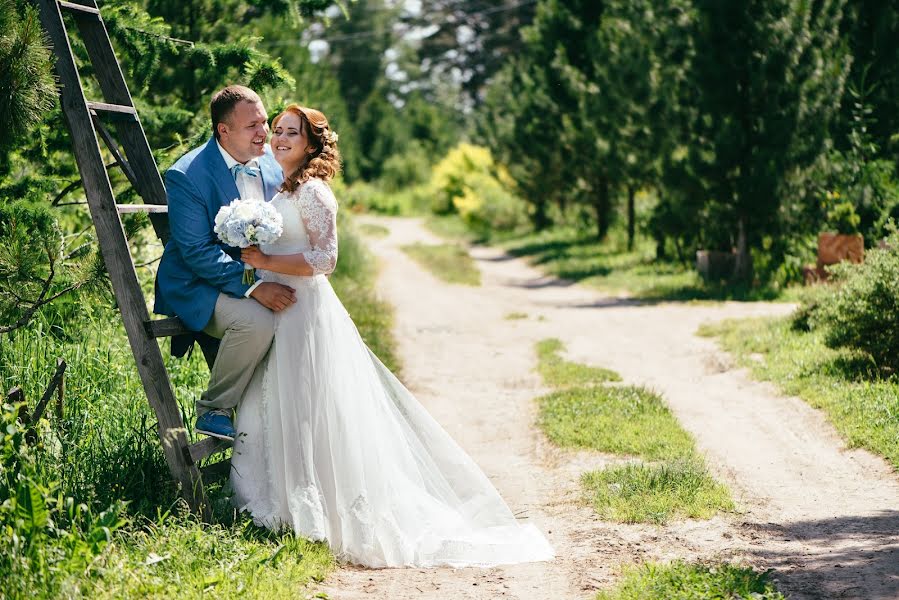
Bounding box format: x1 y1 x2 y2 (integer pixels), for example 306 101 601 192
319 217 899 600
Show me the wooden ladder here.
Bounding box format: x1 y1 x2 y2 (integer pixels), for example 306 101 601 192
33 0 230 518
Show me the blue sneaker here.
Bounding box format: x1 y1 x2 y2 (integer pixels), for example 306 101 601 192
195 410 235 441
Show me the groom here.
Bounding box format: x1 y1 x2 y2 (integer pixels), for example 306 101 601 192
155 85 296 441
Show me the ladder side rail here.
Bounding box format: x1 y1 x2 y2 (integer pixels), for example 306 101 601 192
68 4 169 231
34 0 208 518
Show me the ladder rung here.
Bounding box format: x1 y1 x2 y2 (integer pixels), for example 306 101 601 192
58 1 101 15
145 317 189 338
185 437 232 465
200 458 232 481
87 101 137 118
116 204 168 214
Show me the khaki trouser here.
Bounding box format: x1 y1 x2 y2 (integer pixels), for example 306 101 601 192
197 293 275 416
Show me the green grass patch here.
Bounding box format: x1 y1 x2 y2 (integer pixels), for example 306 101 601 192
536 338 622 386
357 222 389 237
700 315 899 469
538 386 695 461
401 242 481 286
505 311 528 320
597 561 784 600
504 226 797 302
535 338 732 524
85 516 333 599
582 460 733 524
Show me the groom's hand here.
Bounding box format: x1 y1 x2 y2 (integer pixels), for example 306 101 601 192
250 282 296 311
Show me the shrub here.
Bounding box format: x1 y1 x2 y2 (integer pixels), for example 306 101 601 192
429 143 494 215
810 228 899 371
340 181 406 215
452 172 528 236
379 142 431 192
428 143 528 233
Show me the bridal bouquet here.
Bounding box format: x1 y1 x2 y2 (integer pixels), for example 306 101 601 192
214 198 283 284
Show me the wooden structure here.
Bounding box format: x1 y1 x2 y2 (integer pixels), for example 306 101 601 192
33 0 228 518
803 232 865 284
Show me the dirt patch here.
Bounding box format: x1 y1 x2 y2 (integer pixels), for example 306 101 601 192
317 217 899 600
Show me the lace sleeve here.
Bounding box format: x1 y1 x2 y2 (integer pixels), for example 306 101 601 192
298 179 338 276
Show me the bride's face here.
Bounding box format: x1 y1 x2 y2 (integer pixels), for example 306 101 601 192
272 112 310 173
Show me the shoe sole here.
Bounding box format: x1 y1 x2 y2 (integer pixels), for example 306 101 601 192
195 428 235 442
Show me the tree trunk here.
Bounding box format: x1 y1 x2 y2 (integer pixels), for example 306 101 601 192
594 177 611 241
531 199 550 231
732 216 753 283
626 184 636 251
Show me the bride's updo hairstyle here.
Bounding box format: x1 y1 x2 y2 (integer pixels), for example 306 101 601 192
274 104 341 192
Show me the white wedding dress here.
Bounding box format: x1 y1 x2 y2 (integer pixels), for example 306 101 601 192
230 178 554 568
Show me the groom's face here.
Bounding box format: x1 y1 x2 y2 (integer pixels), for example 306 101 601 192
219 100 269 163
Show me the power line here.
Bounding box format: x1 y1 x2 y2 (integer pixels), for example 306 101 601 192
259 0 537 47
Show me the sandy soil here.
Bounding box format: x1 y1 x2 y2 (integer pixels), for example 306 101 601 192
317 216 899 600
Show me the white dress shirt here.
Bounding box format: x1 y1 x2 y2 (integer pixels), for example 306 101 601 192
217 141 265 297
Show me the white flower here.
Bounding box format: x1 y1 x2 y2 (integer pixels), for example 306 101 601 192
213 198 283 248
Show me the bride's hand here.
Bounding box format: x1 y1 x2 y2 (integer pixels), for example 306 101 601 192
241 245 268 269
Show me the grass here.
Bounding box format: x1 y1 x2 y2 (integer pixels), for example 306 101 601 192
700 315 899 469
424 214 483 244
504 311 528 320
582 460 733 524
536 338 622 387
0 217 397 597
400 242 481 286
534 338 733 524
537 386 696 461
503 226 798 302
357 222 389 238
84 516 333 599
596 561 784 600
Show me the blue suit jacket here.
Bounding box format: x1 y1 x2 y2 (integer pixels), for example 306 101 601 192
154 137 283 331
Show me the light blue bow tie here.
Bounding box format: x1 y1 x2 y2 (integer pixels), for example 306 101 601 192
230 163 260 179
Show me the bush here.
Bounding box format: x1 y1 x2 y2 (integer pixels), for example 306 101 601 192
429 143 494 215
810 228 899 371
452 172 528 236
379 142 431 192
428 143 528 233
340 181 406 215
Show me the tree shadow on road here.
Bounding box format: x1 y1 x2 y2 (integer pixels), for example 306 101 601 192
744 511 899 600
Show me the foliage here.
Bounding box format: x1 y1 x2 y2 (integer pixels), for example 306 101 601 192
0 0 56 155
379 141 432 192
535 338 621 387
596 561 784 600
0 402 128 599
807 228 899 372
0 201 106 334
426 143 528 234
482 0 868 286
582 460 733 524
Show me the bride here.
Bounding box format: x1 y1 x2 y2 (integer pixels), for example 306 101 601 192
230 104 554 568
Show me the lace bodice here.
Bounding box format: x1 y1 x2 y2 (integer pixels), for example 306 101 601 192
261 178 338 276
